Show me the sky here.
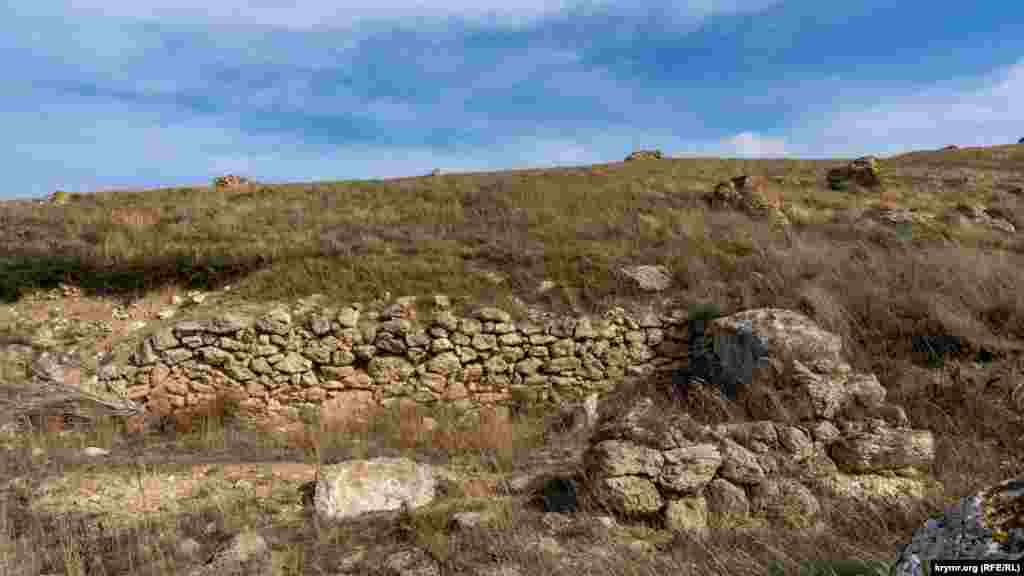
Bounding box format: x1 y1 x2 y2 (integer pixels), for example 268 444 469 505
2 1 1023 200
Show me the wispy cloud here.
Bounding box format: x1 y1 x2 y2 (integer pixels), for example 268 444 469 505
26 1 781 30
2 1 1022 199
723 132 789 158
790 60 1024 158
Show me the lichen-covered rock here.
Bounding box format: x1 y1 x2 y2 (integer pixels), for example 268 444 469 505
659 443 722 493
594 476 663 516
749 478 820 529
705 478 751 528
828 420 934 474
812 472 939 509
776 424 814 456
665 496 709 534
890 477 1024 576
47 190 71 205
707 309 900 421
314 458 436 522
617 265 672 292
579 306 935 537
827 156 882 190
717 438 766 485
255 308 292 335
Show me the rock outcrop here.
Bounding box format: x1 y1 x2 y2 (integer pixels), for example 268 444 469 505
624 150 664 162
890 477 1024 576
213 175 255 189
704 175 789 227
583 308 938 534
47 190 70 205
617 265 672 292
44 190 85 205
827 156 883 190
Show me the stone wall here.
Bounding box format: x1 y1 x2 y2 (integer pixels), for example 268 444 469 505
97 294 696 422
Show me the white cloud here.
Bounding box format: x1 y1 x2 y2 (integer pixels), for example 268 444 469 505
723 131 789 158
790 60 1024 157
0 84 795 200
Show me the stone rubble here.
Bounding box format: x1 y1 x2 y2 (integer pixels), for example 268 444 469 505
583 308 941 535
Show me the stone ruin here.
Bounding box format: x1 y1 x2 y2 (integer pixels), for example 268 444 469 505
67 296 1022 570
95 295 696 428
582 308 940 534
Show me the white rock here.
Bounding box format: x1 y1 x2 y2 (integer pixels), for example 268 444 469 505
315 457 436 522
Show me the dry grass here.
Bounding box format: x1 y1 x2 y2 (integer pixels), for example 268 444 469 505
2 145 1024 574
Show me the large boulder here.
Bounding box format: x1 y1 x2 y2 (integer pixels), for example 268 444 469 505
890 477 1024 576
617 265 672 292
827 156 882 190
705 308 895 421
314 457 437 522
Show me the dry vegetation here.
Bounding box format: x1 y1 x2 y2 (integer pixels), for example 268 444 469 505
1 144 1024 574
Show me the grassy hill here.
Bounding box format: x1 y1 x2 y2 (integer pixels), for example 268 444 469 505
1 145 1023 574
4 145 1024 364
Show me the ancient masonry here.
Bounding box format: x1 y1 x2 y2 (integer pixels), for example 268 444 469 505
97 295 694 421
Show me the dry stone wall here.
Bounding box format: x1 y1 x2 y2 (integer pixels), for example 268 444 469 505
97 295 695 422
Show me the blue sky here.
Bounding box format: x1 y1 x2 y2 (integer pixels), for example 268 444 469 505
3 1 1022 200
